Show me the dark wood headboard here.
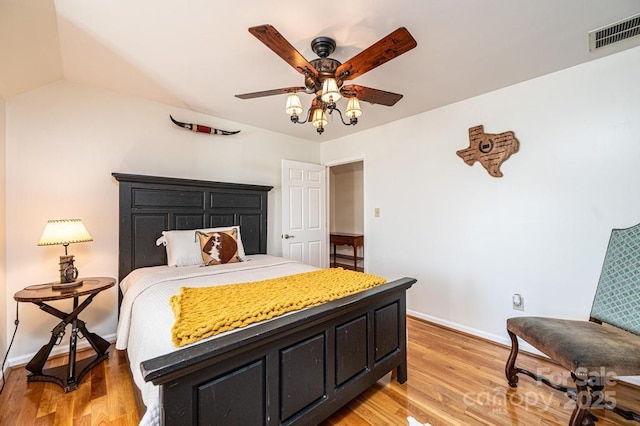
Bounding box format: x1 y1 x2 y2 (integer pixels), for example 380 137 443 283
113 173 273 286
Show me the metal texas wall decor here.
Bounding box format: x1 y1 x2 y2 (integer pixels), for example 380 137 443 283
456 125 519 178
170 115 240 136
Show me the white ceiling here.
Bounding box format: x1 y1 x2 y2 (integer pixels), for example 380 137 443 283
2 0 640 141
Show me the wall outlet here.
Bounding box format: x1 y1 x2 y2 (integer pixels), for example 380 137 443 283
374 207 380 217
512 293 524 311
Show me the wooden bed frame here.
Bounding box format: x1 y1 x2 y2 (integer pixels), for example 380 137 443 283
113 173 416 425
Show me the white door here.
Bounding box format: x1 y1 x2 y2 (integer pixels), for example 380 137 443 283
281 160 327 268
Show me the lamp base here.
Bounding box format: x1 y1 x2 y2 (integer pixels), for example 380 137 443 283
52 280 84 291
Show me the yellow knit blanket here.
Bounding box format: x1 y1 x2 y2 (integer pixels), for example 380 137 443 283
170 268 386 347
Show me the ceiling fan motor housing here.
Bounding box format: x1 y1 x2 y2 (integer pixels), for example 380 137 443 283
307 36 343 93
308 58 342 90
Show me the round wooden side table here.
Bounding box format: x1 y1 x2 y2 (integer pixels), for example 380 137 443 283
14 277 115 392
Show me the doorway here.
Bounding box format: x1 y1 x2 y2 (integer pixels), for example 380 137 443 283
328 160 364 271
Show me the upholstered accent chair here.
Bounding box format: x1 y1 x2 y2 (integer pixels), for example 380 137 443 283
506 223 640 426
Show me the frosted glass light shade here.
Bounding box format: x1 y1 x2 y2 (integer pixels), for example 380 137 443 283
320 78 341 103
38 219 93 246
311 108 328 129
345 97 363 119
285 93 303 116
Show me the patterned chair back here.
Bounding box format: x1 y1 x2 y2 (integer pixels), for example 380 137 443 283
590 222 640 336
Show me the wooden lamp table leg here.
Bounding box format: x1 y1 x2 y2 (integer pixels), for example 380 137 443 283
24 294 110 392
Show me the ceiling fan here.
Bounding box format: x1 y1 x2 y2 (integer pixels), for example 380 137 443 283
235 25 417 134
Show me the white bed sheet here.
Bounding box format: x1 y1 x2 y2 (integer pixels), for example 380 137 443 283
115 255 318 426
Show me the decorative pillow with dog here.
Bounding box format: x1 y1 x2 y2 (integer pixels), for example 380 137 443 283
156 226 247 267
196 229 242 266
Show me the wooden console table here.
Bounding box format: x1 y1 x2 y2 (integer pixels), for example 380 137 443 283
330 233 364 272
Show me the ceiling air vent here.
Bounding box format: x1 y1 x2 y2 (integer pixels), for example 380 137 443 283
589 13 640 51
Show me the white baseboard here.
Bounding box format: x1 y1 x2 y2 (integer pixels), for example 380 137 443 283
407 309 542 355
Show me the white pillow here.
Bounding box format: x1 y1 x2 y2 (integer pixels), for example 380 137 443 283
156 226 247 267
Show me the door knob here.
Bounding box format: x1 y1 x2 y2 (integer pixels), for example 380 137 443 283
282 234 295 239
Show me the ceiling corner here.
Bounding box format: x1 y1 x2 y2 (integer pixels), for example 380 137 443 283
0 0 64 98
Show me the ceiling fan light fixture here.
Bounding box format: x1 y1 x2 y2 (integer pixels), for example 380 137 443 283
311 108 328 133
320 78 341 104
345 97 363 120
285 93 304 117
238 25 417 135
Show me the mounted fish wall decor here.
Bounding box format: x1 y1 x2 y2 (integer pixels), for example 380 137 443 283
456 125 519 177
170 115 240 136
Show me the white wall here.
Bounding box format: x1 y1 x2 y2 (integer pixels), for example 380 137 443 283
0 95 7 369
321 46 640 346
4 80 318 365
329 163 364 234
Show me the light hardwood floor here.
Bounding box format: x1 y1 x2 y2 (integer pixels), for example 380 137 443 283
1 317 639 425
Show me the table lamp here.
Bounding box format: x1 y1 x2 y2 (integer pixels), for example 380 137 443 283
38 219 93 290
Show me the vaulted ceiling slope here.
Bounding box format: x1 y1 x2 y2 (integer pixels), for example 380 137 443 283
0 0 63 98
2 0 639 141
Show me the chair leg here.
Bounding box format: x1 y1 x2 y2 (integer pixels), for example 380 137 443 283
568 373 593 426
505 330 520 387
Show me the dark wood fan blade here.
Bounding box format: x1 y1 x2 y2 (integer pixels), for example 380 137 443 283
235 87 308 99
341 85 403 106
336 27 417 81
248 25 319 79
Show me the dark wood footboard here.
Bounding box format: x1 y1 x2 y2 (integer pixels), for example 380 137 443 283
141 277 415 425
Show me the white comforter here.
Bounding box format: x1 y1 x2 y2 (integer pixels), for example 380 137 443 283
115 255 317 426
